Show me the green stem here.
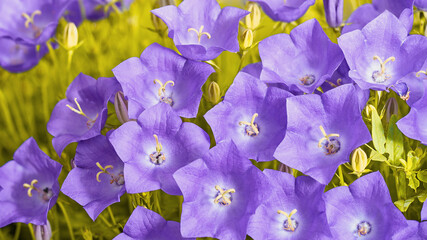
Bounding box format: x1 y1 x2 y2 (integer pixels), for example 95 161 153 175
155 191 162 215
237 51 247 71
57 202 75 240
107 207 117 226
27 224 36 240
13 223 21 240
338 165 345 186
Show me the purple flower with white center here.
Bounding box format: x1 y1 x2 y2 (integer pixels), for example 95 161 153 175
112 43 214 119
342 0 414 34
151 0 248 61
259 19 344 94
415 0 427 10
324 0 343 28
274 84 371 185
109 103 210 195
47 73 121 156
0 0 71 45
0 37 49 73
0 137 62 227
324 172 407 239
173 139 269 239
204 71 292 162
247 169 331 240
61 135 125 221
252 0 315 22
113 206 194 240
338 11 427 91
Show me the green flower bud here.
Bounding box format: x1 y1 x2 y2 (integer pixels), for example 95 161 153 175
63 22 78 50
350 148 370 177
208 81 221 104
241 29 254 50
245 3 261 30
385 97 398 122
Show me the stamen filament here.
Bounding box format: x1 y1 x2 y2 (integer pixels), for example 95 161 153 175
153 134 162 153
23 179 38 197
416 70 427 78
278 209 298 232
214 185 235 205
96 162 114 182
22 10 41 28
372 56 395 80
318 125 339 148
239 113 259 136
66 98 99 122
153 79 175 96
188 25 212 43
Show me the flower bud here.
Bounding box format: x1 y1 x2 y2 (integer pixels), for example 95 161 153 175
34 221 52 240
241 29 254 50
245 3 261 30
70 158 77 169
63 22 78 50
114 91 129 124
208 82 221 104
324 0 343 28
385 97 398 122
350 148 369 177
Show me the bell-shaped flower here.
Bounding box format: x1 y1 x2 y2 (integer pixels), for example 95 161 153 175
61 135 125 221
252 0 315 22
151 0 248 61
247 169 331 239
339 11 427 91
109 103 210 195
173 139 269 239
342 0 414 34
0 138 62 227
324 172 407 239
47 73 121 156
205 71 292 162
259 19 344 94
274 84 372 185
113 206 194 240
416 0 427 10
324 0 343 28
112 43 214 118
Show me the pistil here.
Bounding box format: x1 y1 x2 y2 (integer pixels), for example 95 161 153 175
66 98 99 128
188 25 212 43
239 113 259 136
277 209 298 232
214 185 235 206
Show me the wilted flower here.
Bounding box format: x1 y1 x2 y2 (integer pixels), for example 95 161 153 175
252 0 315 22
151 0 249 61
324 0 343 28
112 43 214 118
0 138 62 227
61 135 126 221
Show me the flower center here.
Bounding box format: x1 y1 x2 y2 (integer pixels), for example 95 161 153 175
23 179 53 202
318 125 340 155
278 209 298 232
355 221 372 237
371 56 395 83
391 82 410 101
95 162 125 186
299 74 315 86
66 98 99 129
154 79 174 106
149 134 166 165
239 113 260 137
187 25 211 43
22 10 42 38
214 185 235 206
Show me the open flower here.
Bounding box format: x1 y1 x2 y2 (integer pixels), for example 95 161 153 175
151 0 248 61
259 19 344 94
109 103 210 195
274 84 372 185
0 138 62 227
324 172 407 239
338 11 427 91
205 71 292 162
113 206 194 240
61 135 125 221
415 0 427 10
173 139 269 239
47 73 121 156
252 0 315 22
112 43 214 118
248 169 331 239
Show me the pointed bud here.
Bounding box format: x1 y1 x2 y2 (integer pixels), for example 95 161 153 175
385 97 398 122
63 22 78 50
350 148 369 177
34 221 52 240
245 3 261 30
241 29 254 50
70 158 77 169
114 91 129 124
208 82 221 104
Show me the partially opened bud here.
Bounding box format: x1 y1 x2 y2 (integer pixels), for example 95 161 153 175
63 22 78 50
114 91 129 124
241 29 254 50
350 148 369 177
385 97 398 122
245 3 261 30
208 82 221 104
34 221 52 240
323 0 343 28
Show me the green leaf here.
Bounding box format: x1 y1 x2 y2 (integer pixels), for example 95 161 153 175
371 106 386 154
418 170 427 183
394 198 415 212
417 192 427 203
370 149 387 162
408 174 420 191
385 115 404 164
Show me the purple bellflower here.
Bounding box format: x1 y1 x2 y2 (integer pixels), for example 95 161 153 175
247 169 331 240
338 11 427 91
61 135 125 221
114 206 194 240
324 0 343 28
0 37 48 73
0 0 71 45
259 19 344 94
252 0 315 22
342 0 414 34
47 73 121 156
113 43 214 119
324 172 407 239
274 84 372 185
173 139 269 240
415 0 427 10
204 71 292 162
151 0 249 61
109 103 210 195
0 138 62 227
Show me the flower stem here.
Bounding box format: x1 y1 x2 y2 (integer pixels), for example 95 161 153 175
27 224 36 240
13 223 21 240
58 202 75 240
107 206 117 226
338 165 345 186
